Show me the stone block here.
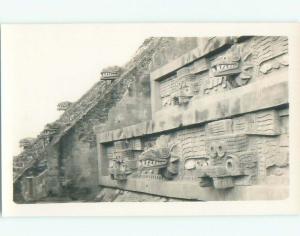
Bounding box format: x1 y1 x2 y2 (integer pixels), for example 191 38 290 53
190 58 209 74
212 177 234 189
206 119 233 136
247 110 281 136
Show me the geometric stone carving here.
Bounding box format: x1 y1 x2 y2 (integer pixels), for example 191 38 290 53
129 138 143 150
232 110 281 136
206 119 233 136
159 75 177 107
250 36 288 71
259 54 288 74
159 70 197 107
178 126 206 160
248 110 281 135
109 140 139 181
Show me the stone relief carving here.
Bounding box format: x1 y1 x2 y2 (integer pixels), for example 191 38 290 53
250 36 288 73
159 69 199 107
191 135 257 189
102 108 286 190
138 135 180 180
210 45 253 88
91 36 289 201
157 36 288 108
180 118 258 189
109 140 140 180
107 135 181 181
12 36 289 203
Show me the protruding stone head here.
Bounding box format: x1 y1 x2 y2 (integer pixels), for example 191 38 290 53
19 138 36 149
100 66 122 81
39 122 61 139
57 101 73 111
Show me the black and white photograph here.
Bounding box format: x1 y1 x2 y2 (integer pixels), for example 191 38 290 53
1 23 300 216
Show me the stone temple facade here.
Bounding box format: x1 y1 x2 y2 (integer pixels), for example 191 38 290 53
13 36 289 202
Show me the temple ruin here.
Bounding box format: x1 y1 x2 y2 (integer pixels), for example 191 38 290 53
13 36 289 202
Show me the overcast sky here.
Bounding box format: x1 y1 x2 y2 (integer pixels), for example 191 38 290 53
3 23 284 157
2 24 148 155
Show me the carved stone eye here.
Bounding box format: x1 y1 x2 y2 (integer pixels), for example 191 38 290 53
225 155 239 172
216 141 226 157
208 143 217 158
226 161 233 170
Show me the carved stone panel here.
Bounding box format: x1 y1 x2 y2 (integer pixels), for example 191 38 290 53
153 36 288 112
95 36 289 201
98 107 288 197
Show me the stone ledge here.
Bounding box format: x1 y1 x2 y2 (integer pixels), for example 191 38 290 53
95 70 288 143
99 176 288 201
